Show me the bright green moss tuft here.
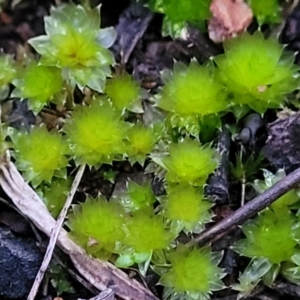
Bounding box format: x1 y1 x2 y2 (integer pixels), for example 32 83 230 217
120 180 156 213
29 3 115 92
40 178 71 218
13 63 64 113
12 126 69 187
158 61 228 118
65 100 129 166
163 184 212 233
124 211 174 253
68 197 126 259
233 209 298 264
105 73 141 112
0 54 17 100
126 123 160 165
0 54 16 88
149 0 211 37
152 138 219 186
159 245 224 299
215 31 299 113
247 0 281 24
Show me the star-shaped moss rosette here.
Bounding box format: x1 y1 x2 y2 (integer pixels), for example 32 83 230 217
68 197 126 260
157 244 225 300
151 137 219 186
126 122 162 165
251 169 300 212
64 100 129 167
11 126 69 187
148 0 211 37
12 63 64 113
28 3 115 92
161 183 212 234
0 54 17 99
232 209 300 296
39 178 71 218
105 72 144 113
157 61 228 135
115 211 175 269
215 31 299 114
119 180 156 213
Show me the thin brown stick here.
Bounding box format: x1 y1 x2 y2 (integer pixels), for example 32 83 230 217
192 166 300 246
0 159 157 300
27 164 86 300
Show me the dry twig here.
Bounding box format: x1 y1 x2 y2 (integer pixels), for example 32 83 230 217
0 157 157 300
192 166 300 246
27 164 86 300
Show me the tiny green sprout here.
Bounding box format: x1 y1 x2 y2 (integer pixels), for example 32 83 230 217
12 126 69 187
162 183 212 234
29 3 115 92
215 31 299 113
230 152 264 184
233 209 297 264
0 54 16 99
158 61 228 134
232 209 300 292
39 178 71 218
159 244 225 300
12 63 64 113
105 72 142 113
247 0 281 24
126 122 160 165
149 0 211 37
68 196 126 260
124 211 174 254
152 137 219 186
49 264 75 295
65 100 129 166
231 257 273 299
251 169 300 212
120 180 156 213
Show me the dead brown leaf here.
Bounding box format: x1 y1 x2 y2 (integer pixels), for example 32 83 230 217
208 0 253 43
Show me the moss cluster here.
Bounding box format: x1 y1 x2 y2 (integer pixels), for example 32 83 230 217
2 2 300 299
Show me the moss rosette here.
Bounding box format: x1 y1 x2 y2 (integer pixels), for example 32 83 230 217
65 101 129 166
13 126 69 187
163 184 212 233
28 4 115 92
215 31 299 113
232 209 298 264
68 197 126 259
160 245 225 299
153 138 219 186
158 62 228 119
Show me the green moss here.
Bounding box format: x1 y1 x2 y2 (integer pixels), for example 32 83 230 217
152 138 219 186
28 3 115 92
215 31 299 113
12 126 69 187
105 73 141 112
247 0 281 24
40 178 71 218
149 0 211 36
163 184 212 233
126 123 160 165
68 197 126 259
158 61 228 120
233 209 298 264
159 245 224 299
65 100 129 166
124 211 174 253
13 63 64 113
